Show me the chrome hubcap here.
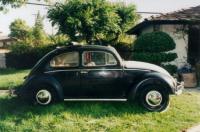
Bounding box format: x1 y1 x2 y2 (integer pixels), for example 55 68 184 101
36 89 52 105
145 90 162 107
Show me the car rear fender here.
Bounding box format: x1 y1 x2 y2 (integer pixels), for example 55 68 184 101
128 72 175 100
22 75 64 100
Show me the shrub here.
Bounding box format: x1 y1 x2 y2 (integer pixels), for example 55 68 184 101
111 42 132 59
9 44 33 55
162 64 178 75
133 31 176 52
132 52 177 64
132 31 177 67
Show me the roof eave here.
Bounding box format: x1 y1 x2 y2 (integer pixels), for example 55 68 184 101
126 19 200 35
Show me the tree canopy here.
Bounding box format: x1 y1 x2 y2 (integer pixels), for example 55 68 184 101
9 19 32 41
32 11 48 46
47 0 139 44
9 12 50 46
0 0 53 11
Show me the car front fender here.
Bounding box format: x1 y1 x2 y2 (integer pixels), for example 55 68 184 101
129 72 176 101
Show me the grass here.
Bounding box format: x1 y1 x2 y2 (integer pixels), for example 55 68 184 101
0 92 200 131
0 69 30 90
0 68 200 131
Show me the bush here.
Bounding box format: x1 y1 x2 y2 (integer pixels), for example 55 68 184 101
133 31 176 52
132 32 177 68
133 52 177 65
9 44 33 55
111 42 133 59
162 64 178 75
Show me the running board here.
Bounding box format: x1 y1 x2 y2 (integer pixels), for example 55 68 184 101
64 99 127 101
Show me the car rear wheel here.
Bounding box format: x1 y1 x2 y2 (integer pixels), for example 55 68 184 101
32 85 58 105
139 85 170 112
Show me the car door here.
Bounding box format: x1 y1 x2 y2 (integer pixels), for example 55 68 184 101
80 50 124 98
45 51 82 98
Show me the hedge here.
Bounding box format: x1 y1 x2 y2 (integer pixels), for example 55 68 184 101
6 43 65 69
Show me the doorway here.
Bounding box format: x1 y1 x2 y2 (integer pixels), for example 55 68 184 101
188 25 200 65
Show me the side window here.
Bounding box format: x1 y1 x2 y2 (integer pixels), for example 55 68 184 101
82 51 117 67
50 52 79 68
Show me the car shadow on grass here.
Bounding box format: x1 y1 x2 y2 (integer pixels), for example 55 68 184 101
0 96 147 120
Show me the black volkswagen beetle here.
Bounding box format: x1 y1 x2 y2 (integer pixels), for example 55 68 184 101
16 44 183 112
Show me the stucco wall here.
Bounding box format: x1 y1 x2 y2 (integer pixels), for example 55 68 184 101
141 24 188 68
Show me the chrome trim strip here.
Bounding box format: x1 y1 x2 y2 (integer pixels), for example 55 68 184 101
82 51 118 67
44 69 123 73
44 68 150 74
64 99 127 101
124 69 150 72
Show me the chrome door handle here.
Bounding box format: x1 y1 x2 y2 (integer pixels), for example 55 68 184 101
80 70 88 74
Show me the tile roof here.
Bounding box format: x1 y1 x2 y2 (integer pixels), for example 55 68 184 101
127 5 200 35
149 6 200 21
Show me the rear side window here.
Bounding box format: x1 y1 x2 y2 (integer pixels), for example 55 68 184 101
50 52 79 68
82 51 117 67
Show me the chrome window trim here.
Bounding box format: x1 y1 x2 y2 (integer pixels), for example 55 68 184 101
50 51 79 68
44 69 123 73
82 51 118 67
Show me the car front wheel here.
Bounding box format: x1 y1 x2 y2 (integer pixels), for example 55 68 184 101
139 85 170 112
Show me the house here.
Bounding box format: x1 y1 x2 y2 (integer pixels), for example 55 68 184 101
127 5 200 68
0 35 16 68
0 36 16 49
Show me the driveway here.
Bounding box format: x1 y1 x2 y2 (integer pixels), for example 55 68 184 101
187 124 200 132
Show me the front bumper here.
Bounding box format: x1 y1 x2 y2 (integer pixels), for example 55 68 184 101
174 81 184 95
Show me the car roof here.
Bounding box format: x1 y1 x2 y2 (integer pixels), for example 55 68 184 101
30 44 122 73
55 44 116 52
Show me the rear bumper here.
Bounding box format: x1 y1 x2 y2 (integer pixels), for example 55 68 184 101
174 81 184 95
9 88 19 97
9 86 25 97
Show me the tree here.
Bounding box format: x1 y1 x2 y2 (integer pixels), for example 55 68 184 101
47 0 139 44
49 34 69 45
32 11 48 46
9 13 50 47
113 3 140 42
9 19 32 41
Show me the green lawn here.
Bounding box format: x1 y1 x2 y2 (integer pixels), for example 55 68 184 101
0 69 30 90
0 69 200 131
0 92 200 131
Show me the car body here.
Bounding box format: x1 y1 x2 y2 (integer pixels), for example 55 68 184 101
17 44 183 112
